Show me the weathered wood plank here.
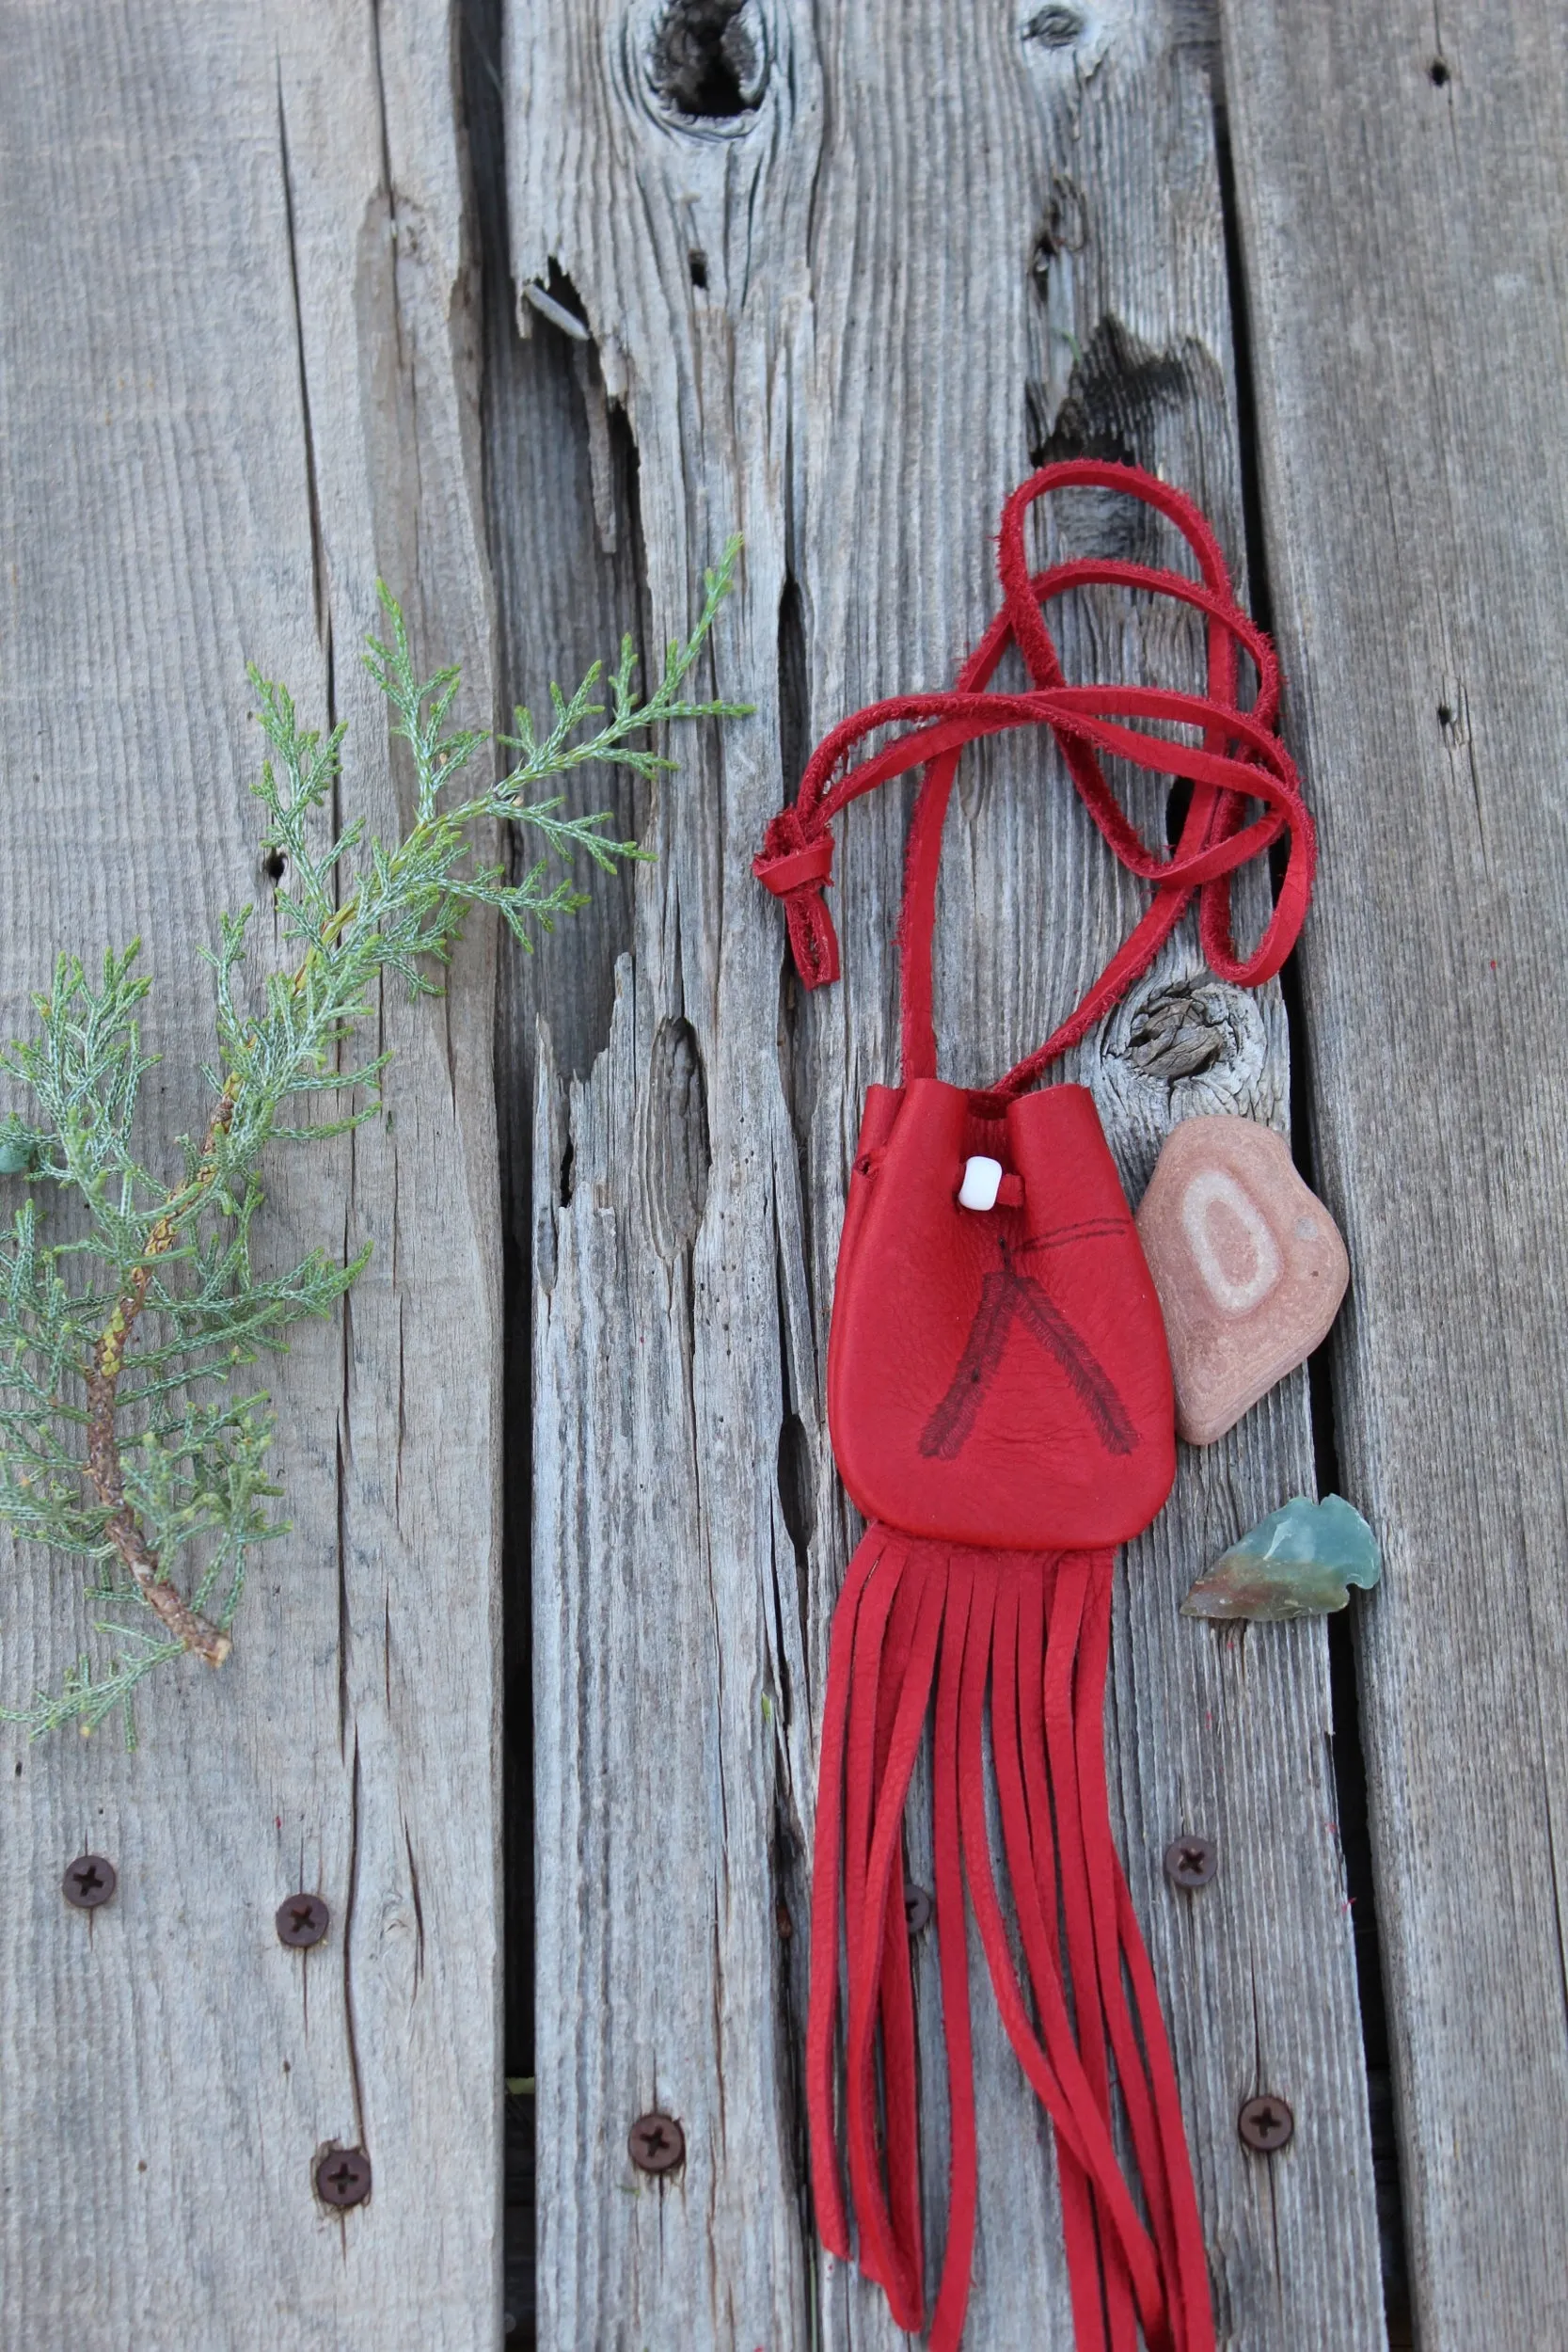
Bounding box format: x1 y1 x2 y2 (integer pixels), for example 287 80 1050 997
1222 5 1568 2343
0 6 500 2342
515 11 821 2341
464 8 650 2323
517 3 1384 2344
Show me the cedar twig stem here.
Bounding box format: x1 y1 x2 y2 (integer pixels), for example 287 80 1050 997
83 1088 239 1666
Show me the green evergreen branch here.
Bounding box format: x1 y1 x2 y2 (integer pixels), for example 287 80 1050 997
0 548 746 1740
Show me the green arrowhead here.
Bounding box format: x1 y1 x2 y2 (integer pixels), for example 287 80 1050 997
1182 1493 1382 1622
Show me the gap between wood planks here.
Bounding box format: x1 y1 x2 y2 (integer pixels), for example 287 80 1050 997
458 0 1411 2339
461 5 537 2338
1210 63 1414 2352
463 1 654 2337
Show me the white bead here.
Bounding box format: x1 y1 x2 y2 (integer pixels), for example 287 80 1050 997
958 1154 1004 1212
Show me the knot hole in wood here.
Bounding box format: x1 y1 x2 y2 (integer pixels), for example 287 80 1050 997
648 0 767 121
1092 968 1272 1194
1118 977 1255 1085
1026 318 1221 548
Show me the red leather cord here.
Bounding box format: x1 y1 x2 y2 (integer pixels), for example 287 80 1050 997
755 459 1314 1094
805 1523 884 2260
1059 1554 1182 2346
1044 1550 1143 2352
1009 1567 1108 2352
849 1549 944 2327
869 1562 928 2317
843 1538 920 2323
1077 1558 1215 2352
929 1553 978 2352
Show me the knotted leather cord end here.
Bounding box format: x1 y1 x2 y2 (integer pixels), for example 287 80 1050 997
753 823 840 986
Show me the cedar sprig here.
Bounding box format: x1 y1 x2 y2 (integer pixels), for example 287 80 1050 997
0 548 744 1740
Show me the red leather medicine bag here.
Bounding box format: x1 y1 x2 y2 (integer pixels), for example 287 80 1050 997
755 460 1315 2352
831 1077 1174 1551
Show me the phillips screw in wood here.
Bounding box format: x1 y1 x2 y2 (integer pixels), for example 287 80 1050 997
628 2113 686 2175
1238 2096 1294 2153
315 2148 372 2208
62 1854 117 1909
1164 1836 1218 1889
276 1893 330 1948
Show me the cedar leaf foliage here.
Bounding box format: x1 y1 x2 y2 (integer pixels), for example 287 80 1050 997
0 548 745 1741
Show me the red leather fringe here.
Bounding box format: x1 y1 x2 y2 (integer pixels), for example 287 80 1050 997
808 1530 1215 2352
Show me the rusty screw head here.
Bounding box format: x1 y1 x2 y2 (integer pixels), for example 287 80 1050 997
904 1883 933 1935
62 1854 117 1910
628 2113 685 2175
1164 1836 1218 1890
1238 2095 1294 2153
315 2147 372 2208
276 1893 330 1948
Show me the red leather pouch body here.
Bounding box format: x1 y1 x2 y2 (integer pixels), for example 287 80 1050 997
828 1076 1176 1550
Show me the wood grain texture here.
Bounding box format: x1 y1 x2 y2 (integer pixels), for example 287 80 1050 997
0 6 501 2343
1222 5 1568 2344
516 3 1385 2344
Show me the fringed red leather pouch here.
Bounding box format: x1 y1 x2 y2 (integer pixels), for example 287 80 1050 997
755 460 1315 2352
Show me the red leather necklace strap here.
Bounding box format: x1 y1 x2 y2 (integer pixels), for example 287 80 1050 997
753 459 1315 1095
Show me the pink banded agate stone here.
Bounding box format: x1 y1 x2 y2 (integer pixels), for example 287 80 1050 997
1134 1115 1349 1447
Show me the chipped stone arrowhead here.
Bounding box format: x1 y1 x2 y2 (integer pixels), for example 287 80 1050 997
1135 1115 1349 1445
1182 1493 1382 1620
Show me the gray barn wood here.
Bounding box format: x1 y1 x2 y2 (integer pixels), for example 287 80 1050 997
0 7 500 2345
9 0 1560 2344
1225 3 1568 2343
515 4 1384 2345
